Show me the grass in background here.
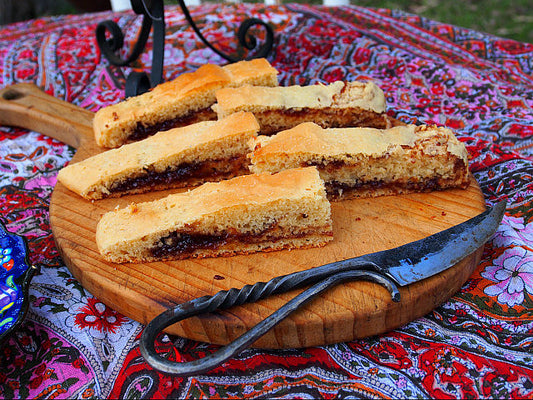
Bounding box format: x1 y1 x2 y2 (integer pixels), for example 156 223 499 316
353 0 533 44
4 0 532 44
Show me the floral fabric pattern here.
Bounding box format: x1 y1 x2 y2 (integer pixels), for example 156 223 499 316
1 4 532 398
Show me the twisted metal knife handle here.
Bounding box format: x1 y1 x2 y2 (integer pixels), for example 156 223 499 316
140 266 400 376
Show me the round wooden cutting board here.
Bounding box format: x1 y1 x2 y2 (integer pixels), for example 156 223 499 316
1 83 487 349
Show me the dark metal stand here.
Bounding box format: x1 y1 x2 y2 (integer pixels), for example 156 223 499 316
95 0 274 97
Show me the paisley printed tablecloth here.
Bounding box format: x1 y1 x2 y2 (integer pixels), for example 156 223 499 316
1 4 533 398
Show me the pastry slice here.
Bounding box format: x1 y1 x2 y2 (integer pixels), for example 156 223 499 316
248 123 470 200
58 112 260 200
214 80 393 135
96 167 333 263
93 58 278 148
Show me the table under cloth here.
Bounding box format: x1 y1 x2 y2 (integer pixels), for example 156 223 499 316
1 3 533 398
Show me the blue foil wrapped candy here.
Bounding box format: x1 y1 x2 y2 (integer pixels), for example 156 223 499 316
0 220 37 342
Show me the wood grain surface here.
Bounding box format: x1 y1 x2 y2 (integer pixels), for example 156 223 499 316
0 83 487 348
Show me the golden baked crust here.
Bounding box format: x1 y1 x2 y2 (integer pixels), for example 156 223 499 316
93 58 278 148
96 167 333 263
248 123 470 200
214 81 390 135
59 112 260 200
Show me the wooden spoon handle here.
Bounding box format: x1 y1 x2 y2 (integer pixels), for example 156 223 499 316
0 83 94 149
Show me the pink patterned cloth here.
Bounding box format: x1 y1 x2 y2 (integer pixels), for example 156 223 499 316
1 4 532 398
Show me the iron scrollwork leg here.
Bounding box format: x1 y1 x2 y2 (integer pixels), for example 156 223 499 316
95 0 274 98
96 0 164 97
178 0 274 63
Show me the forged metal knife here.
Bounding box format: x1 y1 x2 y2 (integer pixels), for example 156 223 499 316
140 200 506 376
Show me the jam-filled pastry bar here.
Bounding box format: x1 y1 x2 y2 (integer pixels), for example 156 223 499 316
93 58 278 148
96 167 333 263
248 122 470 200
58 112 260 200
214 80 392 135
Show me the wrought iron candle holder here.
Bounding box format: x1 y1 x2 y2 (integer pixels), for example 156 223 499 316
96 0 274 97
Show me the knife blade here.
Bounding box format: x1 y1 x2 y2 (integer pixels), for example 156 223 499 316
140 200 506 375
355 199 507 286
